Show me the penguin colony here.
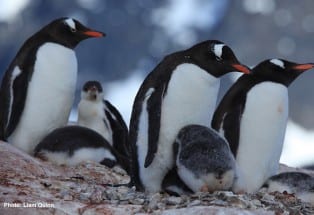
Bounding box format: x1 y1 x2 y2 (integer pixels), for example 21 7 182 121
0 18 313 201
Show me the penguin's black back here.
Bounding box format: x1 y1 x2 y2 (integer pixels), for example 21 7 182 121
264 172 314 191
268 172 313 182
35 125 131 173
34 126 113 156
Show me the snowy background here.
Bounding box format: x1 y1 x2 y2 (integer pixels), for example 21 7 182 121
0 0 313 167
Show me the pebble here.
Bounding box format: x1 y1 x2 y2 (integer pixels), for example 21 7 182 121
129 198 145 205
79 193 90 201
210 199 228 206
188 200 201 207
261 193 275 204
228 196 249 208
148 193 162 210
251 199 262 208
90 189 103 203
63 194 73 201
165 196 183 205
157 202 166 210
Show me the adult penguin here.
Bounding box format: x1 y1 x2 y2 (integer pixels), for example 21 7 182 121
212 59 314 193
0 17 104 154
129 40 250 192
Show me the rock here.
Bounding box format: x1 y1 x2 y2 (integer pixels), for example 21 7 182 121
159 206 274 215
0 141 313 214
165 196 183 205
187 199 201 207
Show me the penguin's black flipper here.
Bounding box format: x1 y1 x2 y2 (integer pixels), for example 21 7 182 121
212 75 252 156
219 106 243 156
103 100 129 158
144 84 166 168
0 64 31 140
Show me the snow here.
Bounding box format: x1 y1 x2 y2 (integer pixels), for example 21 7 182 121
277 37 296 56
104 73 143 125
0 0 30 22
281 121 314 167
76 0 104 11
242 0 276 15
151 0 229 46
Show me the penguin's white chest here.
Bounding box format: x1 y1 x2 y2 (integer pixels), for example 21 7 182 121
236 82 288 192
10 43 77 154
78 100 113 144
137 63 219 192
160 63 219 161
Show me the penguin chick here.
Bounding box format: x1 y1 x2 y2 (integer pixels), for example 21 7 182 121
212 59 314 193
34 125 129 172
0 17 104 154
263 172 314 205
78 81 129 159
129 40 250 192
173 124 236 193
162 168 193 196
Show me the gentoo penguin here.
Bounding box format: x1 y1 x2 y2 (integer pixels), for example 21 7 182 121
34 125 129 172
162 168 193 196
129 40 250 192
0 17 104 154
78 81 129 159
263 172 314 205
170 125 236 193
211 59 314 193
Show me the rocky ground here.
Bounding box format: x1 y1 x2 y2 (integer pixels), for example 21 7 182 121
0 141 313 215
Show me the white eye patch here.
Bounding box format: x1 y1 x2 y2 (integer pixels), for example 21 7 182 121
213 44 225 58
64 18 76 30
270 59 285 69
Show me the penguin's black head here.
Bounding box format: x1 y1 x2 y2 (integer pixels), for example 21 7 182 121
82 81 103 101
253 59 314 86
41 17 105 49
185 40 250 77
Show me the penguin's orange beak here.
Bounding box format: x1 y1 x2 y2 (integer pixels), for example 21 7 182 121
292 63 314 71
83 30 105 38
231 64 251 74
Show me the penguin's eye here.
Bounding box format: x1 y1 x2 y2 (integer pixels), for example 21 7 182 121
70 28 76 33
